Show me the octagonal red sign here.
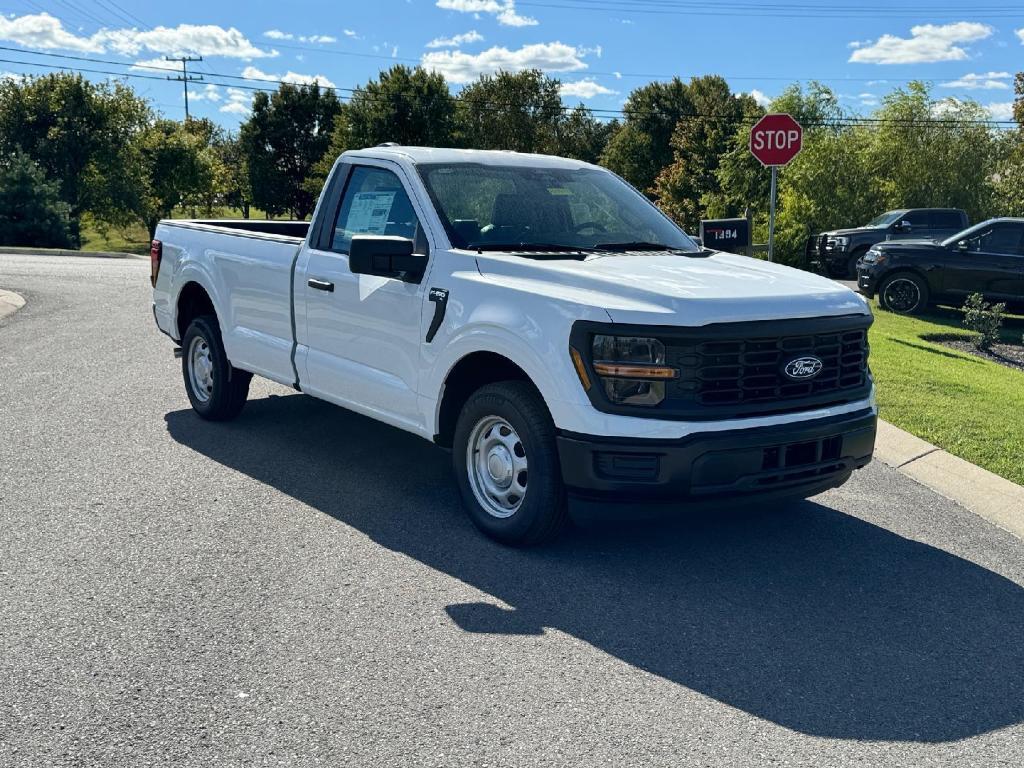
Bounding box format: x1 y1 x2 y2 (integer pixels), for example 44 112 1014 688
749 113 803 167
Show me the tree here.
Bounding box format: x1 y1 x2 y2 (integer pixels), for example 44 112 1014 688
455 70 564 153
214 133 253 218
137 119 217 238
653 76 756 231
0 151 73 248
344 65 455 148
992 73 1024 216
553 107 616 164
239 83 341 219
600 78 692 195
0 73 150 241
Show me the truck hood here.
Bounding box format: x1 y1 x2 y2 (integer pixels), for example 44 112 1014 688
876 238 943 251
473 250 868 326
821 226 883 237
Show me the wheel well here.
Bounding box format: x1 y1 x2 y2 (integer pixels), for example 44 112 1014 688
435 352 534 448
176 282 216 339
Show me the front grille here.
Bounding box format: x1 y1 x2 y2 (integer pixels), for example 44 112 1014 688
668 327 869 409
572 315 874 420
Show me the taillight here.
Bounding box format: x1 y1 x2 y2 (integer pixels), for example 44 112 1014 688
150 239 162 287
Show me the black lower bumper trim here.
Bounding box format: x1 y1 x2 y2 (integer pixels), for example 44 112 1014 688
557 409 876 519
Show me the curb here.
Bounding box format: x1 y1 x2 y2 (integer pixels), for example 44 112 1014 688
0 247 147 260
874 419 1024 540
0 289 26 322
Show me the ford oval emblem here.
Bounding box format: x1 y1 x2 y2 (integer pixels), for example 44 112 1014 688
784 356 823 380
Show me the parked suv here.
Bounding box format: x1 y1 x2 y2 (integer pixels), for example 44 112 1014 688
857 217 1024 314
811 208 969 278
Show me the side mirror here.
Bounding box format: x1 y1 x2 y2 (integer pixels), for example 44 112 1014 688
896 220 913 233
958 240 970 252
349 235 426 282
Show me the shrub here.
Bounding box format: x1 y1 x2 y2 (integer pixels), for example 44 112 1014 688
0 151 74 248
962 293 1006 351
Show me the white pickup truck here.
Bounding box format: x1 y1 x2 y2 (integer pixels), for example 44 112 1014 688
151 146 876 544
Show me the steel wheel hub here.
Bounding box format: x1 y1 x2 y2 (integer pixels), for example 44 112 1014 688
188 336 214 403
466 416 528 519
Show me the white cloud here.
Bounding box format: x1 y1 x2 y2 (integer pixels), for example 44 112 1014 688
1017 28 1024 44
940 71 1011 90
436 0 538 28
426 30 484 48
560 78 617 99
344 29 358 38
241 65 336 89
220 87 251 115
421 41 588 83
129 57 179 73
849 22 992 64
0 12 277 59
262 30 336 44
190 83 223 102
986 101 1014 121
749 89 771 108
0 12 102 52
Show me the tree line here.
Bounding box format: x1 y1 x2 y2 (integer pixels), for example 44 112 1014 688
1 66 1022 265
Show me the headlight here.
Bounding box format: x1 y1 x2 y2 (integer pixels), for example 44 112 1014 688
863 249 886 265
833 236 849 248
590 335 677 406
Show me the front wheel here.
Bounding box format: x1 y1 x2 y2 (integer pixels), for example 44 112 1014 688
878 272 929 315
181 314 252 421
453 381 568 546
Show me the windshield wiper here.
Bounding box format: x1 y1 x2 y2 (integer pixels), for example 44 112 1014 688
467 242 600 253
592 241 684 252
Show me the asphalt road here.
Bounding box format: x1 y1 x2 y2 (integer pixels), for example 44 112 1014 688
2 253 1023 767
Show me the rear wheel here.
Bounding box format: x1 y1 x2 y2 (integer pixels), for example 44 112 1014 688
181 314 252 420
878 272 929 315
453 382 568 546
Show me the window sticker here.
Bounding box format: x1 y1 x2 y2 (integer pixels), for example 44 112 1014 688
547 187 573 196
346 191 396 234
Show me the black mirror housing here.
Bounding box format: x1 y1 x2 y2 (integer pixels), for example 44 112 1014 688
349 235 425 282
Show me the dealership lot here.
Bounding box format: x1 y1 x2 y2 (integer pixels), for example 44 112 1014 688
2 253 1023 766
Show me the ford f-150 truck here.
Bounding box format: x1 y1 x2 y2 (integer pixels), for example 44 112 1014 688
151 146 876 545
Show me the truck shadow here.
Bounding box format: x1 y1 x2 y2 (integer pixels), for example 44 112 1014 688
165 393 1024 743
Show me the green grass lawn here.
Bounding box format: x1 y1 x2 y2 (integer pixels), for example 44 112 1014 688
79 207 273 254
869 304 1024 485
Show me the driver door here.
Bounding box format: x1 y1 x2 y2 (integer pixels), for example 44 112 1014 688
297 161 433 431
945 223 1024 301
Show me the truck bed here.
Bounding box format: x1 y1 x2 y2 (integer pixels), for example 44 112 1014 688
161 219 310 241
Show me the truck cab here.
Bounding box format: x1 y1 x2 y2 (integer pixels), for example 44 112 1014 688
152 146 876 545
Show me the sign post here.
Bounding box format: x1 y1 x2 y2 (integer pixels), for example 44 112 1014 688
749 113 803 262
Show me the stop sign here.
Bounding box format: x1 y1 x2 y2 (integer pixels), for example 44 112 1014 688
749 113 803 167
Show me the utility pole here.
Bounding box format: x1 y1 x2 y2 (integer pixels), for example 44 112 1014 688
165 55 203 120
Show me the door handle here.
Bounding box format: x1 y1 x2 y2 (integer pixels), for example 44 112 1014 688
308 278 334 293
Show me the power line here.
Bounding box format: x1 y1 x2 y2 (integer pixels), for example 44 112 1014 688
518 0 1024 17
0 51 1017 129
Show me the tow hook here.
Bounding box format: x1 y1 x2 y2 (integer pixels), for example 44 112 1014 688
173 347 183 359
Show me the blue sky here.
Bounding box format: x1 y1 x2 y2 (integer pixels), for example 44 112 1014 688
0 1 1022 125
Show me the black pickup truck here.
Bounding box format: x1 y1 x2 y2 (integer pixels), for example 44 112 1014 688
810 208 969 278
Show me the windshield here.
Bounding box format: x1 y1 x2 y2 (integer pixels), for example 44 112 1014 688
941 221 991 247
863 210 907 228
417 163 699 252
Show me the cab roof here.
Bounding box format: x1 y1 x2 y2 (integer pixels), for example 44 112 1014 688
341 145 599 170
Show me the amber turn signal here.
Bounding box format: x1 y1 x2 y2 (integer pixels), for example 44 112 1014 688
592 362 679 380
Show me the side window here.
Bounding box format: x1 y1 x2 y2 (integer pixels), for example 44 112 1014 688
930 211 962 229
330 166 424 254
968 225 1024 256
902 210 929 228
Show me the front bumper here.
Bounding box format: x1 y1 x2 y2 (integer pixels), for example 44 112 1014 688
856 265 883 298
557 409 876 519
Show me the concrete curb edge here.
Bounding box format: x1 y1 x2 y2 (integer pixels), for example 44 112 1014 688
874 419 1024 540
0 247 147 260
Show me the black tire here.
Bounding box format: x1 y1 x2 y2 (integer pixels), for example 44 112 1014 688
878 272 929 315
181 314 252 421
846 247 869 279
453 381 568 546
